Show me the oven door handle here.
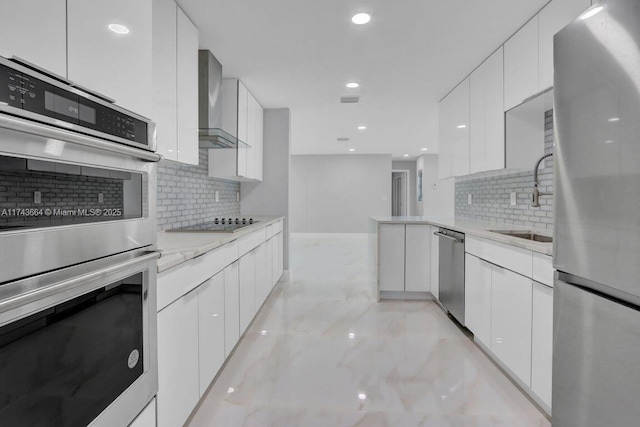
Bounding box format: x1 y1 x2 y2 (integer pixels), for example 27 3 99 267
0 251 160 316
0 113 161 162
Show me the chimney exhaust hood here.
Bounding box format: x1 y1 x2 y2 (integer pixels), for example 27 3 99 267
198 50 245 148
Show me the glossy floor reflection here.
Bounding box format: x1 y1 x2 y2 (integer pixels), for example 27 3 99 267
188 234 550 427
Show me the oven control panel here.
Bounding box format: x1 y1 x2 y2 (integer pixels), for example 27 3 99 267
0 61 150 149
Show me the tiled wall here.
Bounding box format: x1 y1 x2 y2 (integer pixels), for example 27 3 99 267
455 110 554 230
156 148 241 231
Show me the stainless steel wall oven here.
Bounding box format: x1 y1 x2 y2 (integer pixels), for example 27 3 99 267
0 55 161 426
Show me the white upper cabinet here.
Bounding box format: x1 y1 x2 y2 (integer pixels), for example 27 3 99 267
67 0 153 118
176 8 199 165
152 0 178 160
470 47 505 174
246 93 258 179
255 101 264 181
538 0 591 91
504 16 539 111
438 78 470 179
0 0 67 77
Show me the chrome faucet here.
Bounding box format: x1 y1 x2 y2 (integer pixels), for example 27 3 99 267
531 153 554 207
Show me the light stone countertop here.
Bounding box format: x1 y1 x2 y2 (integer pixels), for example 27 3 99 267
371 216 553 256
156 216 285 272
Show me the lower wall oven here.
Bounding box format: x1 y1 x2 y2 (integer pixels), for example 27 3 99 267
0 249 159 427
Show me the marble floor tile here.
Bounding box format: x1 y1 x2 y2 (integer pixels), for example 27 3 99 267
188 234 550 427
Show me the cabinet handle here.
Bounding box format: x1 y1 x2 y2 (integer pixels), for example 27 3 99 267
433 231 463 243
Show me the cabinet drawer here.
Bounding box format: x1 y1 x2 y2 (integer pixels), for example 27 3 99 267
158 241 239 311
274 219 284 234
532 252 554 287
265 224 275 239
466 236 533 277
239 228 267 256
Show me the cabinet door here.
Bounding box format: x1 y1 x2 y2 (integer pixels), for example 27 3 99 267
67 0 153 117
237 82 249 177
438 93 454 180
464 254 492 347
255 102 264 181
491 266 533 386
128 398 156 427
239 249 256 335
255 242 269 308
157 290 199 427
531 281 553 408
277 231 284 279
246 93 258 179
504 16 539 111
152 0 177 160
0 0 67 77
378 224 406 291
198 272 225 397
443 79 470 177
271 236 279 286
470 47 505 174
430 226 440 299
266 237 274 290
224 261 240 358
176 8 199 165
405 225 431 292
538 0 591 91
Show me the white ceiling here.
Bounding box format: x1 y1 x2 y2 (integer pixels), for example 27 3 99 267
177 0 549 157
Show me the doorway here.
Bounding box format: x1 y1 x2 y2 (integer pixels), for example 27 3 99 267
391 170 410 216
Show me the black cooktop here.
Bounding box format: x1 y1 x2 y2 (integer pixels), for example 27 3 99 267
168 218 257 233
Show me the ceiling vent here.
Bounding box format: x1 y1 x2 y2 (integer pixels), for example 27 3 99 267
337 137 350 142
340 96 360 104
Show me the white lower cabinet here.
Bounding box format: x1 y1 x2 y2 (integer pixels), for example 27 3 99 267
379 224 405 292
531 281 553 409
255 241 269 308
128 398 156 427
157 290 200 427
491 266 533 386
198 272 225 397
430 226 439 300
224 261 240 358
405 225 431 292
239 249 257 334
464 254 492 347
276 232 284 280
379 224 431 294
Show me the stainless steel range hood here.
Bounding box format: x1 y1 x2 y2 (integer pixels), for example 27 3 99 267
198 50 240 148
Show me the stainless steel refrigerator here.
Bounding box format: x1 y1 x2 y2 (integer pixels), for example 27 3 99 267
554 0 640 425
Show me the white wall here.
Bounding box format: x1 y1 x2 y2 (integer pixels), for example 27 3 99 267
392 160 417 216
291 154 392 233
241 108 291 269
416 154 454 217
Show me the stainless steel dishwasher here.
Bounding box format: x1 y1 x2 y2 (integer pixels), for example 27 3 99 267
434 228 465 324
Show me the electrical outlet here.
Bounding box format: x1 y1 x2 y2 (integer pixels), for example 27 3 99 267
34 191 41 204
510 192 517 206
468 193 472 204
98 193 104 204
215 191 220 203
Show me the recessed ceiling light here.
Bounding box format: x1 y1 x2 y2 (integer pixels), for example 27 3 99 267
260 330 268 336
357 125 367 130
579 6 604 20
358 393 367 400
346 82 359 89
352 13 371 25
108 23 130 34
403 154 409 157
608 117 620 122
349 148 355 152
605 140 614 144
421 148 429 151
348 333 355 339
457 124 467 129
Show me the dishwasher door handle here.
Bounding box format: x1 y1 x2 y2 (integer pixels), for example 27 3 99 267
433 231 462 243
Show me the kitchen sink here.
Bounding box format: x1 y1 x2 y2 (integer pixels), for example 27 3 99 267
489 230 553 243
